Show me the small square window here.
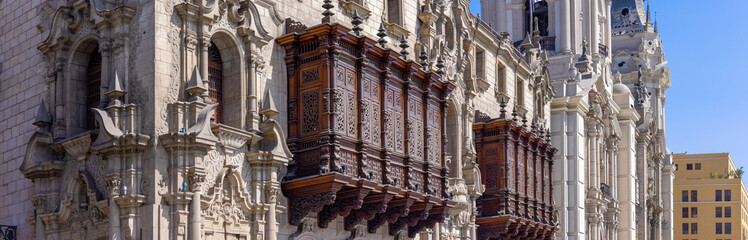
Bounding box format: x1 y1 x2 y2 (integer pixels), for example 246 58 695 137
695 163 701 170
687 163 693 170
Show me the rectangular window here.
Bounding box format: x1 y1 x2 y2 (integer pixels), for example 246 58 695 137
386 0 401 25
516 78 525 106
717 222 723 234
717 190 723 201
682 223 689 234
726 207 732 218
717 207 723 218
475 49 485 79
726 190 732 201
691 223 697 234
726 222 732 234
682 190 688 202
691 190 697 202
496 65 506 93
687 163 693 170
695 163 701 170
682 207 689 218
691 207 697 218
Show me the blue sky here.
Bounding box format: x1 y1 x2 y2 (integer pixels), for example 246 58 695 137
469 0 748 168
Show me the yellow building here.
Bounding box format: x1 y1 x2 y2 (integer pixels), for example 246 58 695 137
674 153 748 240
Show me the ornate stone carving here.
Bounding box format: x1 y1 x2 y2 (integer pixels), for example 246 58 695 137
288 191 337 226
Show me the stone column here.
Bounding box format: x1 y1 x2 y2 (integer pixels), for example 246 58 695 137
189 173 205 240
246 45 259 131
200 38 211 102
558 0 571 53
265 187 278 240
98 40 112 107
590 0 599 56
32 198 46 240
53 61 66 138
635 135 650 240
107 177 122 240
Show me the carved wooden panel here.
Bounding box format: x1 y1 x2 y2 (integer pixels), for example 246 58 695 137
473 118 557 239
279 24 455 235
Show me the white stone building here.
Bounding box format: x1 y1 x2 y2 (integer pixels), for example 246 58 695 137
479 0 673 239
0 0 674 239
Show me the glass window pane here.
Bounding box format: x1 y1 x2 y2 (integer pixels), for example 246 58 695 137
691 207 697 218
726 190 731 201
682 191 688 202
682 207 688 218
717 207 723 218
682 223 688 234
726 222 731 234
717 190 723 201
717 223 722 234
691 223 697 234
691 190 697 202
726 207 732 218
695 163 701 170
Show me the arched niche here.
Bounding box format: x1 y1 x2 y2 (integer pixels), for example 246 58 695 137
66 38 101 135
445 19 455 50
209 31 246 129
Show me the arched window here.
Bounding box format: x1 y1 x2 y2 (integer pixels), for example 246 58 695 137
86 47 102 129
208 42 224 123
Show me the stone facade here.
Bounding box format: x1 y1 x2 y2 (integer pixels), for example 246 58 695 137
480 0 673 240
1 0 674 239
2 0 558 239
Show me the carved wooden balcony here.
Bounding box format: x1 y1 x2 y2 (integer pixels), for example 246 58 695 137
473 116 557 240
277 23 455 237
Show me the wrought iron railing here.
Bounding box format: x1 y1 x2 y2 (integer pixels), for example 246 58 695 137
0 225 16 240
540 36 556 52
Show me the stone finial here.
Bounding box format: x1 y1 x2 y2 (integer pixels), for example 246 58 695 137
521 113 528 128
186 66 207 102
419 44 428 66
511 106 518 122
33 99 52 128
532 17 541 38
435 55 445 76
259 88 279 119
546 129 552 142
321 0 335 24
377 23 388 48
351 10 363 36
399 34 409 59
499 97 507 119
106 69 127 103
